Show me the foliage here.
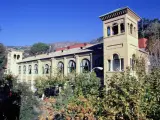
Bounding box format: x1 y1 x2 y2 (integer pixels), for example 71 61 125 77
29 42 49 56
5 74 40 120
35 74 66 95
0 43 6 80
138 18 160 52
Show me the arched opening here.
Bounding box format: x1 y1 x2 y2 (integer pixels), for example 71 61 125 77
34 64 38 74
94 56 103 77
45 64 49 74
134 27 136 35
28 65 32 74
113 54 120 71
130 24 133 34
17 55 20 60
68 60 76 73
80 59 90 73
120 23 125 33
58 62 64 74
107 26 111 36
14 54 16 59
112 23 118 35
23 65 26 74
19 66 21 74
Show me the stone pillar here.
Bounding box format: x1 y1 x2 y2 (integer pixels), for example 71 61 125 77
64 57 67 76
51 58 56 76
25 62 28 83
111 60 113 71
38 60 42 76
118 23 121 34
75 55 80 74
110 26 113 36
20 64 23 83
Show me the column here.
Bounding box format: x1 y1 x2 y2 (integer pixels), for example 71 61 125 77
25 62 28 83
64 57 67 76
111 60 113 71
76 55 80 74
38 60 42 76
20 64 23 83
51 58 56 76
31 62 35 91
110 26 113 36
118 23 121 34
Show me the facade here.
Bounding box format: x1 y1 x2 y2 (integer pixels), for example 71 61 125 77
5 49 23 75
5 7 149 90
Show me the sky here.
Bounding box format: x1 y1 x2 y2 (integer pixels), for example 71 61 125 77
0 0 159 46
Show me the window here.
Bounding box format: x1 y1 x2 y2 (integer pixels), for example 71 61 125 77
17 55 20 60
121 58 124 71
120 23 125 33
108 60 111 71
112 23 118 35
19 66 21 74
107 26 111 36
130 24 133 34
34 64 38 74
45 64 49 74
58 62 64 74
23 65 26 74
130 54 136 70
14 54 16 59
28 65 32 74
68 60 76 73
80 59 90 73
113 54 120 71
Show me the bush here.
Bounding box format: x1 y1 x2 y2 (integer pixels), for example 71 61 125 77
4 74 40 120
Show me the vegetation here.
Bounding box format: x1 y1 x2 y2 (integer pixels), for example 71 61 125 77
0 43 6 80
29 42 49 56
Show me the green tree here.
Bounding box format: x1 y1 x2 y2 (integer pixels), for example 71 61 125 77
0 43 6 80
29 42 49 55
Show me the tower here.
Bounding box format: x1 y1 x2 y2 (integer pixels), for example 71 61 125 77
99 7 141 77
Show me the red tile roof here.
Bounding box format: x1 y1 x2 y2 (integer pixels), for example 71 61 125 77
138 38 147 49
55 43 90 51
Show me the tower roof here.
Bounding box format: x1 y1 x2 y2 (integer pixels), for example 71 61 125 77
99 6 141 21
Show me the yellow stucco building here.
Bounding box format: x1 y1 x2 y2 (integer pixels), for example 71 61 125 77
6 7 149 90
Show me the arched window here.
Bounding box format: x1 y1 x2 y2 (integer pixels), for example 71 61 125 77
19 66 21 74
28 65 32 74
130 24 133 34
34 64 38 74
23 65 26 74
112 23 118 35
107 26 111 36
58 62 64 74
68 60 76 73
120 23 125 33
113 54 120 71
80 59 90 73
45 64 49 74
14 54 16 59
17 55 20 60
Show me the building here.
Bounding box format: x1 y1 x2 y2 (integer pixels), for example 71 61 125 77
5 49 23 75
6 7 149 90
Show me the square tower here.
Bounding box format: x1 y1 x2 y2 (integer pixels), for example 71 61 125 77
99 7 141 77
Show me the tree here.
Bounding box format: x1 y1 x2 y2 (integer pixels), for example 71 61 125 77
0 43 6 80
29 42 49 56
